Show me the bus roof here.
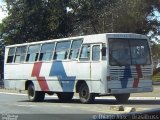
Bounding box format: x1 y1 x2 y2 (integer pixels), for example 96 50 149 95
5 33 148 48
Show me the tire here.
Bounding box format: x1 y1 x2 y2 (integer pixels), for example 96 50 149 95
57 92 74 102
28 83 45 102
114 93 130 103
79 83 95 104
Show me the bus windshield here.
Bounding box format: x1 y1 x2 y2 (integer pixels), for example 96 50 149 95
109 38 151 66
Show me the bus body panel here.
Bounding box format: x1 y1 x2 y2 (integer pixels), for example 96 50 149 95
4 60 103 93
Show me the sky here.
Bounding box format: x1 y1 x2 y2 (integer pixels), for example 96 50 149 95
0 0 7 23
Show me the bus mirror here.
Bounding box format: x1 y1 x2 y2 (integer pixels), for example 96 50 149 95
101 47 106 56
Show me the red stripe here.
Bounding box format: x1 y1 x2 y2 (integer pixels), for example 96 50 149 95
32 62 42 77
133 65 143 88
37 77 49 91
31 62 49 91
133 78 139 88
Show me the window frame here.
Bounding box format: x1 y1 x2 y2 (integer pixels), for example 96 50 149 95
69 39 83 60
7 47 16 63
108 38 151 66
39 42 55 62
53 40 71 60
14 46 27 63
92 45 101 61
26 44 41 62
79 44 91 61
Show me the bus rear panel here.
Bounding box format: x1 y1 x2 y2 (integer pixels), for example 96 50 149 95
107 34 153 95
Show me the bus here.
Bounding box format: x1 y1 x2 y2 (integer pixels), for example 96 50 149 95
4 33 153 103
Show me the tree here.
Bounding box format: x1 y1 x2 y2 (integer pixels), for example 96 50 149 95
1 0 160 44
0 23 4 78
3 0 74 44
68 0 160 36
0 39 4 79
0 23 3 38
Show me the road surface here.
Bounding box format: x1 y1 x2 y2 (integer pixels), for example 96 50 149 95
0 85 160 120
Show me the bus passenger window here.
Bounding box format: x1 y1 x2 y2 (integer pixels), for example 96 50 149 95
14 46 27 63
69 39 82 60
79 45 90 61
7 47 15 63
92 45 100 61
54 41 71 60
26 44 40 62
39 43 55 61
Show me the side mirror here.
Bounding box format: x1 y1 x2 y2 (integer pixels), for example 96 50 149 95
101 47 106 56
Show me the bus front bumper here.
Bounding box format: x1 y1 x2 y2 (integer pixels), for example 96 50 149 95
109 87 153 94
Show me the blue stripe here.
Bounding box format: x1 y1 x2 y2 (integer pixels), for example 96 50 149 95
120 66 132 88
49 61 76 92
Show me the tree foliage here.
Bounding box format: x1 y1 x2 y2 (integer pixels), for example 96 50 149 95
1 0 160 44
0 24 4 77
0 39 4 77
3 0 74 44
68 0 160 36
0 23 4 38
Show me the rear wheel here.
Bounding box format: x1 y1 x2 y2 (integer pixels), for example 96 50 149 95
28 83 45 102
57 92 74 102
114 93 130 103
79 83 95 104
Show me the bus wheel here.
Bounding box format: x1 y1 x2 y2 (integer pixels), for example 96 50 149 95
57 92 74 102
114 94 130 103
79 83 95 104
27 83 45 102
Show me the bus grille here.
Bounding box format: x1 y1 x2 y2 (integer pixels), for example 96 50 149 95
109 66 153 79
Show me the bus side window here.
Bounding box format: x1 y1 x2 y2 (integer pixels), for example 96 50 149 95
7 47 15 63
79 44 90 61
26 44 40 62
69 39 82 60
54 41 71 60
92 45 100 61
14 46 27 63
39 43 55 61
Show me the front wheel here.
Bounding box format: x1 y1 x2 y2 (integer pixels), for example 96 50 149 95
79 83 95 104
28 83 45 102
114 93 130 103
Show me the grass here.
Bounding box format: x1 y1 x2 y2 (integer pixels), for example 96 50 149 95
152 74 160 82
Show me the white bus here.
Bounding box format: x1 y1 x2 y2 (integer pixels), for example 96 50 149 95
4 33 153 103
